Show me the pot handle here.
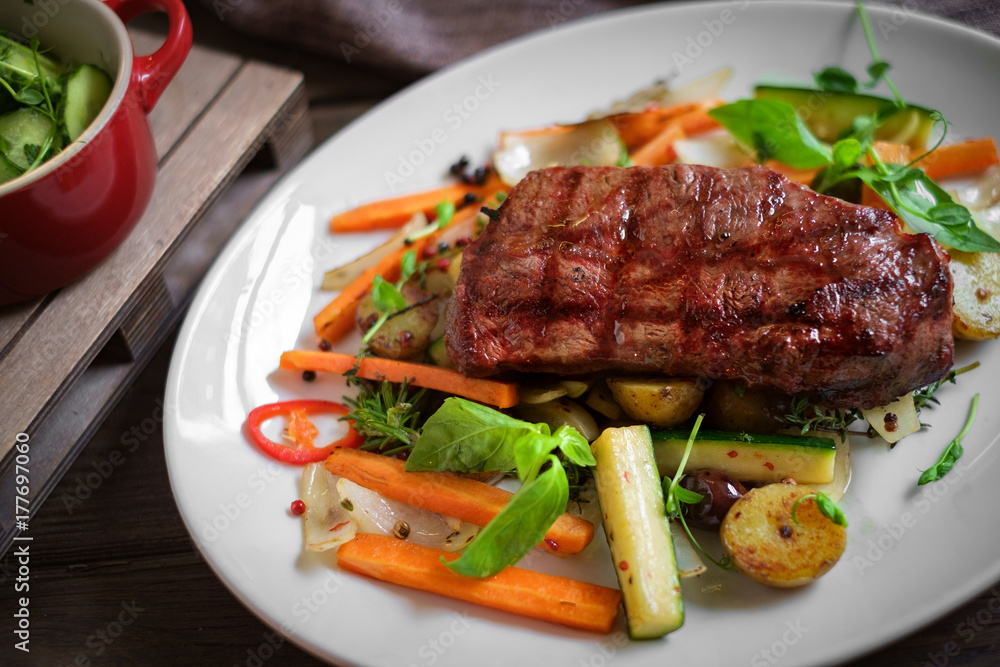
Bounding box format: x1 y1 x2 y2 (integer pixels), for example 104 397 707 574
103 0 193 113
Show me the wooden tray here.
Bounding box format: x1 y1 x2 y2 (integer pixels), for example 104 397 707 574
0 30 312 554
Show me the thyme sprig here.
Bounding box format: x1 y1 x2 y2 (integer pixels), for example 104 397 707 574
784 397 861 440
341 378 427 456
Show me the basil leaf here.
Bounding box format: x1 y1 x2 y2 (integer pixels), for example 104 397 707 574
814 493 848 527
435 199 455 229
858 168 1000 252
918 393 978 485
405 397 543 473
831 138 862 170
552 424 594 468
865 60 891 90
708 99 831 169
791 492 848 527
399 250 417 283
371 275 405 313
814 66 858 93
513 431 558 484
444 456 568 577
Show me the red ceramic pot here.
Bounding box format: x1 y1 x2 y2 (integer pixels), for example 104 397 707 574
0 0 191 305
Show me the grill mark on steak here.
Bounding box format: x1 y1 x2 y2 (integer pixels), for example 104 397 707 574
445 165 954 408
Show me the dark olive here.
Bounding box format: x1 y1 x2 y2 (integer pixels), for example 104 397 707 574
679 468 748 530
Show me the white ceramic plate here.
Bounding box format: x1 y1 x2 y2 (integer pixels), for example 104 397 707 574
164 2 1000 665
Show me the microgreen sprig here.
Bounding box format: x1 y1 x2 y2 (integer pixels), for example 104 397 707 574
661 414 735 570
361 250 417 345
791 492 848 527
918 393 979 485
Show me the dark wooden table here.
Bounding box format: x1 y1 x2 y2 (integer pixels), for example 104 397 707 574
3 2 999 666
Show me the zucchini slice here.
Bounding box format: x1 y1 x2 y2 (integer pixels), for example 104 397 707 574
754 84 936 150
591 425 683 638
62 64 113 141
651 429 836 484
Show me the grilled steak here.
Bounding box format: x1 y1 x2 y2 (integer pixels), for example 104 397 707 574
444 165 954 409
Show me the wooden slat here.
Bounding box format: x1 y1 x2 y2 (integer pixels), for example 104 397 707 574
0 296 45 361
131 30 242 159
0 61 305 463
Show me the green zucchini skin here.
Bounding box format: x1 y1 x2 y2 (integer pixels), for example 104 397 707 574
591 425 683 639
754 84 936 149
651 429 837 484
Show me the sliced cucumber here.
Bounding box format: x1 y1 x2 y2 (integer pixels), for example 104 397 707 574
0 150 21 184
754 85 936 150
0 34 65 86
0 107 56 170
651 429 836 484
62 64 113 141
591 425 683 639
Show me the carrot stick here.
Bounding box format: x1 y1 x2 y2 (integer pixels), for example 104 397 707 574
916 138 999 181
330 174 504 234
336 534 621 633
324 448 594 555
314 201 494 344
628 106 720 167
312 240 421 343
281 350 521 408
629 122 686 167
608 101 704 151
869 141 912 166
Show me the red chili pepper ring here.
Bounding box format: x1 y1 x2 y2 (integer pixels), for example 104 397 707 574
247 399 363 464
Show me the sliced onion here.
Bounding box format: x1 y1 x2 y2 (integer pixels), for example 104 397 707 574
669 520 708 578
591 68 732 118
493 119 625 187
321 212 427 291
335 478 479 551
861 392 920 445
673 131 751 169
566 477 602 527
953 166 1000 242
300 463 356 552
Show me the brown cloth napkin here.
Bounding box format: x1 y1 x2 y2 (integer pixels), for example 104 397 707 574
199 0 1000 79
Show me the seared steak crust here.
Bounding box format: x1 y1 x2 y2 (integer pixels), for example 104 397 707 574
445 165 953 408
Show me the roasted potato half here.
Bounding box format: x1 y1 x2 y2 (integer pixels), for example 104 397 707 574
950 250 1000 340
356 282 440 360
720 482 847 588
606 377 706 427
